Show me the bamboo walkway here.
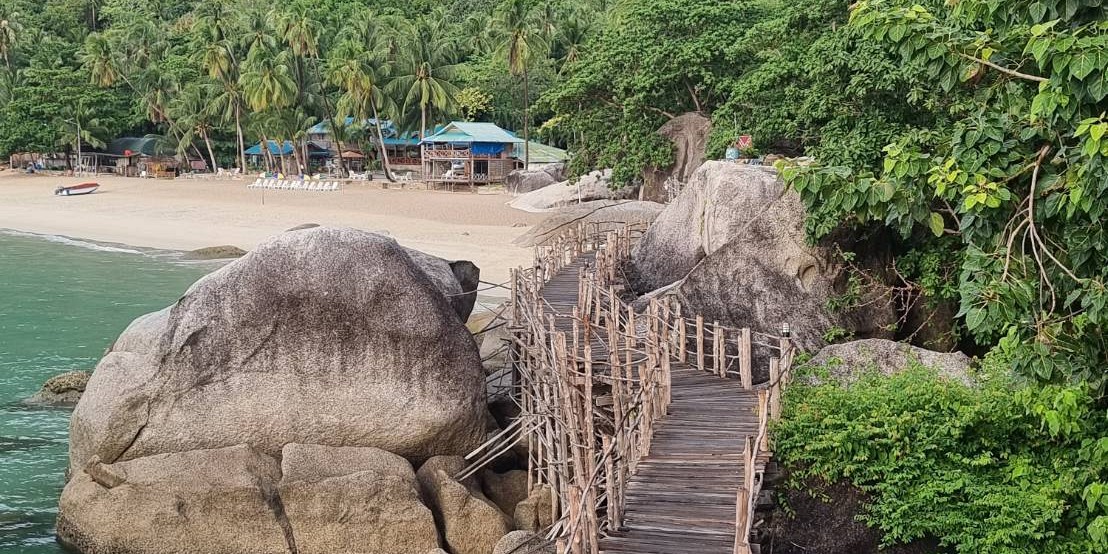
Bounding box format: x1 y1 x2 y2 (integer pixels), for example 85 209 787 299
539 253 766 554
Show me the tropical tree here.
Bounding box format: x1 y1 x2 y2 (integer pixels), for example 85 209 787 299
389 18 461 140
170 82 221 172
328 39 394 179
240 46 297 113
0 10 22 73
54 101 108 173
492 0 548 165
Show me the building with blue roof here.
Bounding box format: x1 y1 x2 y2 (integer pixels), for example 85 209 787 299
421 122 526 186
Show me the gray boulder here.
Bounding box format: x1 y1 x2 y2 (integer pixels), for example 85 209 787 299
506 169 557 195
24 370 90 406
630 162 895 353
513 484 554 533
57 445 291 554
513 200 665 248
279 444 441 554
508 170 637 213
402 246 481 322
804 339 973 386
69 227 487 476
417 456 512 554
641 113 712 202
482 469 529 516
541 163 567 183
493 531 555 554
184 245 247 260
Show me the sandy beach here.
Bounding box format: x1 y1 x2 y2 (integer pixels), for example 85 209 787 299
0 172 544 286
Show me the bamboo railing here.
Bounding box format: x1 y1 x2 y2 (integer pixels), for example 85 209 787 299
461 222 795 554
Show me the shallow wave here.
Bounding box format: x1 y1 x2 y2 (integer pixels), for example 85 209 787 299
0 230 146 255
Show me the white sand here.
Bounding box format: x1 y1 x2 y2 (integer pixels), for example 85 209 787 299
0 172 544 286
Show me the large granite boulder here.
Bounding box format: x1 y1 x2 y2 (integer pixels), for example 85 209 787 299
24 370 90 406
513 484 554 532
482 469 529 516
629 162 895 353
57 445 291 554
400 244 481 322
804 339 973 386
279 444 441 554
417 456 512 554
493 531 555 554
506 169 557 195
69 227 487 476
513 200 665 247
508 170 637 213
641 113 712 202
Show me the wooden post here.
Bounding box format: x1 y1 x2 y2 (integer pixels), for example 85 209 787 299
734 485 751 554
696 315 705 373
713 322 723 377
769 357 782 421
677 303 687 362
758 389 769 452
740 328 752 389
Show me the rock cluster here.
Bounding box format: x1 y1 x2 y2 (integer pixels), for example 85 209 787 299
58 227 526 554
24 370 90 406
509 170 637 212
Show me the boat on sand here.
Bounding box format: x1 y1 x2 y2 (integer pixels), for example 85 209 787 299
54 183 99 196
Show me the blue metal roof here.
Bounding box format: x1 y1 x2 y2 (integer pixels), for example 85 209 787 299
422 122 525 145
245 141 333 157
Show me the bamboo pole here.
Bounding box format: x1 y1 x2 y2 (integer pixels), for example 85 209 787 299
696 315 705 372
769 357 781 421
740 328 752 389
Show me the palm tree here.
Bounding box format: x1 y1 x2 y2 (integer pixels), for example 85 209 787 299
55 102 108 174
328 40 394 179
492 0 549 166
0 11 22 73
389 19 461 140
240 46 297 113
171 83 221 172
81 33 122 87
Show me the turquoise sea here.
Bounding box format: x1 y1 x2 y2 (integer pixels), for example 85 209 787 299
0 231 211 553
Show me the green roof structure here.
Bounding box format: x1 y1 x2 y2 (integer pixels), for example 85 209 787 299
422 122 525 145
522 141 570 164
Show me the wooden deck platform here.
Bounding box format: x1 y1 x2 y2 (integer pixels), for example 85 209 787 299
538 252 765 554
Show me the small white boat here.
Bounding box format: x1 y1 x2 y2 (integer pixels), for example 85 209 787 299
55 183 99 196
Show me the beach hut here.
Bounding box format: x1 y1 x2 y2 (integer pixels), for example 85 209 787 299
519 140 570 171
245 140 333 174
421 122 524 188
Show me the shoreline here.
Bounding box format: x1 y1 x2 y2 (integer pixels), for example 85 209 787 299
0 172 545 286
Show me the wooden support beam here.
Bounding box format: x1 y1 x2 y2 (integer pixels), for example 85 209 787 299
740 328 752 389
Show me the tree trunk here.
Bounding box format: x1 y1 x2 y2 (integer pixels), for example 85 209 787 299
421 103 427 141
260 134 274 173
235 105 247 173
372 99 394 181
523 69 530 167
202 130 218 173
310 59 346 177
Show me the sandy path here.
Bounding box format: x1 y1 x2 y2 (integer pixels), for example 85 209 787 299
0 172 544 286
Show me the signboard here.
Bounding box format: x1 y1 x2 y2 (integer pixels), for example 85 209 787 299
735 135 753 150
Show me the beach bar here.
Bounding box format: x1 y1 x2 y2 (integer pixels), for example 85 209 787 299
421 122 523 188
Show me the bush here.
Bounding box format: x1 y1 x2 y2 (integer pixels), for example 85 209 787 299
775 356 1108 553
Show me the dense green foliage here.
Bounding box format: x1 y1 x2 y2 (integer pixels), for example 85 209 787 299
0 0 607 170
778 359 1108 552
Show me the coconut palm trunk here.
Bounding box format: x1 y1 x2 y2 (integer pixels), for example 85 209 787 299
235 106 247 173
523 69 530 167
202 130 218 173
372 99 394 181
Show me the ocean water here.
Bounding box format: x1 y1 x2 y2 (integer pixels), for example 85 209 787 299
0 231 211 553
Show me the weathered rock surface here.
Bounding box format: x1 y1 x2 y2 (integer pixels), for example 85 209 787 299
513 200 665 248
24 370 90 406
483 469 529 516
402 246 481 322
508 170 637 213
507 169 557 195
417 456 512 554
493 531 554 554
641 113 712 202
183 245 247 260
541 163 567 183
69 227 487 476
57 445 290 554
629 162 895 353
285 223 320 231
279 444 441 554
804 339 973 386
513 484 554 532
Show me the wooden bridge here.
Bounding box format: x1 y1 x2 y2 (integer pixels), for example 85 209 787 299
465 223 795 554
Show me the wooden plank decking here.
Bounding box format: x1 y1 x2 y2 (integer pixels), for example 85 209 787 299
538 252 764 554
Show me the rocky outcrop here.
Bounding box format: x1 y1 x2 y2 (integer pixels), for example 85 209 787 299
507 170 557 195
641 113 712 202
402 246 481 322
417 456 512 554
493 531 554 554
183 245 247 260
279 444 441 554
69 227 487 476
58 444 445 554
629 162 895 353
508 170 637 213
513 200 665 248
513 484 554 532
483 469 529 516
541 163 567 183
24 370 90 406
57 445 291 554
804 339 973 386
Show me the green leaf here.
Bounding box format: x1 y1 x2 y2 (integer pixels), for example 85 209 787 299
1070 51 1100 81
965 307 986 331
928 212 944 237
1029 2 1047 22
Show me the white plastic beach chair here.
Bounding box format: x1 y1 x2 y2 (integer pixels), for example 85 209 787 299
330 182 340 192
